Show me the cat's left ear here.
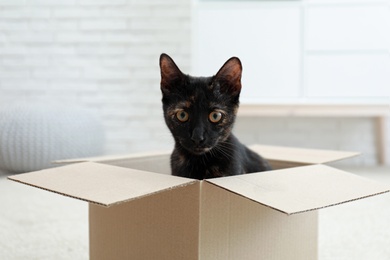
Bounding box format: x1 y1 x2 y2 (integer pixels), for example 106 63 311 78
214 57 242 96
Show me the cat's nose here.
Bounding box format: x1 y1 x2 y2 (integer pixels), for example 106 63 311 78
191 128 205 145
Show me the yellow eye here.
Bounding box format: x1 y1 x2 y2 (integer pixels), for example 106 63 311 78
209 111 222 123
176 110 189 122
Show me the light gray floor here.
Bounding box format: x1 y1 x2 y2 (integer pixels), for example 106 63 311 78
319 166 390 260
0 166 389 260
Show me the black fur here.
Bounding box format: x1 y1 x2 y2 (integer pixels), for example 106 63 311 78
160 53 271 179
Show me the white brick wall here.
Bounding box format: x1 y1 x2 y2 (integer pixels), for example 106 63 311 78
0 0 191 155
0 0 387 166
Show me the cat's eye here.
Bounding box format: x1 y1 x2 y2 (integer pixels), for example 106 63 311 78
209 111 223 123
176 110 189 122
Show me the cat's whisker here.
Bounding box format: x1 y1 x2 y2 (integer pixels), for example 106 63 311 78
216 143 236 155
213 145 234 161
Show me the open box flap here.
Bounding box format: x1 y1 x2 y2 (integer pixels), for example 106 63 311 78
8 162 196 207
250 145 359 165
56 145 358 167
54 151 170 164
206 164 390 215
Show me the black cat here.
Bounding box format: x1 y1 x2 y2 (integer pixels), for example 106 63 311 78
160 53 271 179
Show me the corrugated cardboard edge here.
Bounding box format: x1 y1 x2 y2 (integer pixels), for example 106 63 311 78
8 162 198 208
9 175 198 208
206 165 390 215
288 189 390 215
249 144 360 165
9 174 199 208
205 180 390 215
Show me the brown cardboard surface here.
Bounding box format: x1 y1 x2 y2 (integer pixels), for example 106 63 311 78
199 182 318 259
56 145 358 171
57 144 349 176
207 164 390 215
89 182 201 260
7 144 390 260
56 152 172 175
8 161 195 207
100 154 171 175
9 147 388 214
250 144 359 164
55 150 169 164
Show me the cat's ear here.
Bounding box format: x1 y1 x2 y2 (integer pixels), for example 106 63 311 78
159 53 184 94
214 57 242 96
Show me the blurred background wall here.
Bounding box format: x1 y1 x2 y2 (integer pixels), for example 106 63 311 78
0 0 191 154
0 0 389 166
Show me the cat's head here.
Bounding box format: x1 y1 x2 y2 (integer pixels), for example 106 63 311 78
159 53 242 155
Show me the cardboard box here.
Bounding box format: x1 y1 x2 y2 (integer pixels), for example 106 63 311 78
8 145 390 260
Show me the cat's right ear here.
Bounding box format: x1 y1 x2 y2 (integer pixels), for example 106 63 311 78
159 53 183 94
214 57 242 97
